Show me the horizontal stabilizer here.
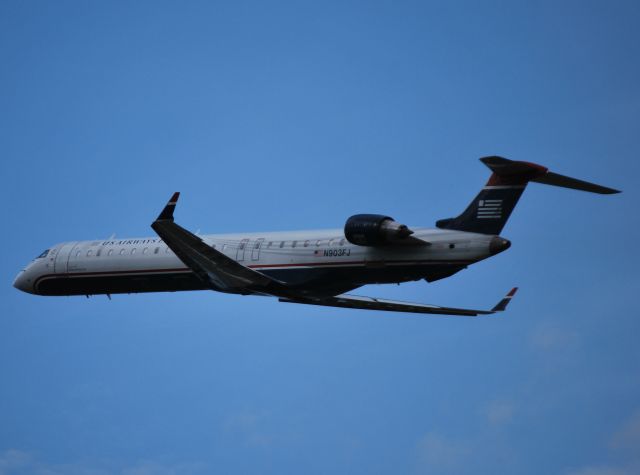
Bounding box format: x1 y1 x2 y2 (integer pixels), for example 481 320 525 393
531 171 620 194
480 156 620 194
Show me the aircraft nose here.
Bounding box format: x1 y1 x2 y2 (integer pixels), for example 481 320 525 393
489 236 511 255
13 270 35 294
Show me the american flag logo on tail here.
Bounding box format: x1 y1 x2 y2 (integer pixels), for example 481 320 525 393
477 199 502 219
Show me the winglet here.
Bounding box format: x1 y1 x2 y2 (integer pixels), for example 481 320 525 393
156 192 180 221
491 287 518 312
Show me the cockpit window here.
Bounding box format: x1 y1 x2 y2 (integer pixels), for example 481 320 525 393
37 249 49 259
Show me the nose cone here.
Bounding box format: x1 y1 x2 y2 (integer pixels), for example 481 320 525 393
13 270 35 294
489 236 511 255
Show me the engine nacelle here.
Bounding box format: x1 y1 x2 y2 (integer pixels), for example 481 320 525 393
344 214 414 246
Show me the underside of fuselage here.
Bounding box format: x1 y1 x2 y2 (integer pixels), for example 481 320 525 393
33 262 467 297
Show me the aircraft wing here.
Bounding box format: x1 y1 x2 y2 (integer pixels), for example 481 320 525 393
151 193 293 296
279 287 518 317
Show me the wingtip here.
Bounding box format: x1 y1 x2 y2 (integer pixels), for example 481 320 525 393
155 192 181 221
491 287 518 313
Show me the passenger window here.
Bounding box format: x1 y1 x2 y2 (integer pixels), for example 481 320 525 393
315 240 321 247
239 242 245 250
267 241 273 248
131 248 136 255
87 250 93 257
339 238 345 246
108 249 113 256
292 241 297 248
143 248 148 254
76 250 81 257
254 241 260 249
279 242 284 248
304 240 309 247
222 244 227 251
96 248 102 257
154 247 159 254
120 249 126 255
329 239 334 246
165 247 170 253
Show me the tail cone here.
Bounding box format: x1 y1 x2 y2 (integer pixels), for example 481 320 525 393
489 236 511 255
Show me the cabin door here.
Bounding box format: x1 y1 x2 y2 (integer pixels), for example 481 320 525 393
236 238 249 261
53 241 78 274
251 238 264 261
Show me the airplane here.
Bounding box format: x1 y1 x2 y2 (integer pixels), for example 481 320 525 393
13 156 620 317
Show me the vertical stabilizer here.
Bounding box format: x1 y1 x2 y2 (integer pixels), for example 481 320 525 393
436 156 619 235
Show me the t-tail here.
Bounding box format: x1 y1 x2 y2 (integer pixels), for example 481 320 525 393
436 156 620 235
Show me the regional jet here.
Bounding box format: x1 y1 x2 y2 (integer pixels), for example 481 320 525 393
13 157 619 316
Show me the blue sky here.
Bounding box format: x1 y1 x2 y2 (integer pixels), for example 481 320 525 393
1 1 639 474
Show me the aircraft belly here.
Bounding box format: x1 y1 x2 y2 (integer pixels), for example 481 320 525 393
33 262 467 297
35 271 206 296
260 262 467 291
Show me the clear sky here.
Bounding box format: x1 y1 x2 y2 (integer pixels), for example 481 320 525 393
1 1 639 474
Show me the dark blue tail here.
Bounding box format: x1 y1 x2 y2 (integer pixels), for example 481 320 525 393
436 156 619 235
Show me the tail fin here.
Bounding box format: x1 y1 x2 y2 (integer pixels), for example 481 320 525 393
436 156 620 235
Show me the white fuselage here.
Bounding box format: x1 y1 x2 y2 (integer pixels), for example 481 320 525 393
14 227 500 297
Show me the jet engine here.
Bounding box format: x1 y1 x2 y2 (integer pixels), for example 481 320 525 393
344 214 415 246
